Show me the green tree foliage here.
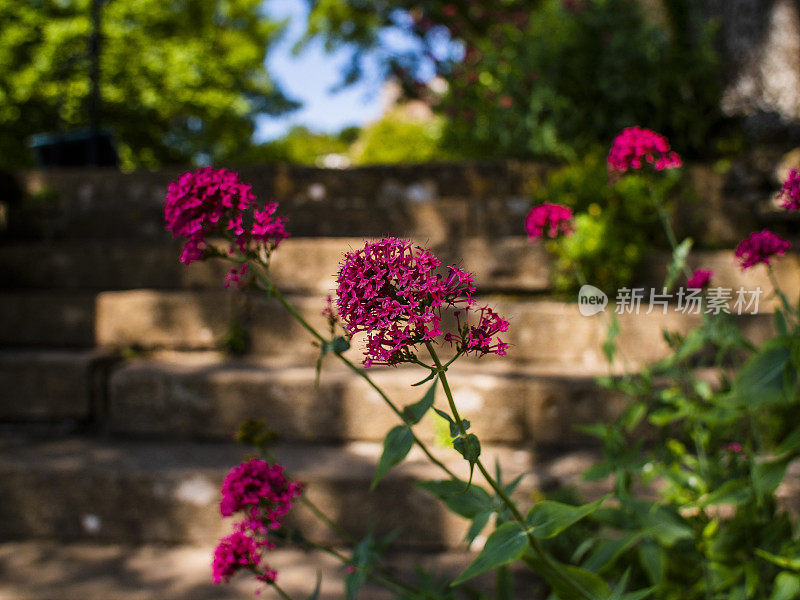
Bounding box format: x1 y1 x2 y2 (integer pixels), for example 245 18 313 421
303 0 727 161
244 126 353 165
350 108 446 165
0 0 296 169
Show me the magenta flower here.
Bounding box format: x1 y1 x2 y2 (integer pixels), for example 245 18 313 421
211 530 263 585
446 306 509 357
777 168 800 210
607 127 682 174
735 230 791 270
224 264 249 289
164 168 288 265
335 238 508 367
525 203 573 240
687 269 713 289
220 458 304 529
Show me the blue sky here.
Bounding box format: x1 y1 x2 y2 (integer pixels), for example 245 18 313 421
255 0 386 141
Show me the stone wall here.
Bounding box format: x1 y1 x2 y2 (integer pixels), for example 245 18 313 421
3 158 792 248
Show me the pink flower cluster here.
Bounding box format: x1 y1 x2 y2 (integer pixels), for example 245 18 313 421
525 203 573 239
777 168 800 210
335 238 509 367
687 269 713 289
164 167 288 266
220 459 303 527
607 127 682 174
212 459 303 588
735 230 791 270
446 306 509 357
212 530 273 585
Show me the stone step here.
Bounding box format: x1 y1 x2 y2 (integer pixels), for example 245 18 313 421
3 235 799 301
0 436 603 548
94 291 776 368
0 290 776 366
9 163 783 246
0 237 551 294
0 350 114 424
11 164 545 241
0 292 96 348
107 353 622 447
0 541 544 600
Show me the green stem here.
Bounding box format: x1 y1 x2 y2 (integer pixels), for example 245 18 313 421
424 342 595 600
299 537 418 597
271 582 295 600
248 262 457 481
768 266 795 322
300 496 356 544
573 261 588 289
651 183 692 281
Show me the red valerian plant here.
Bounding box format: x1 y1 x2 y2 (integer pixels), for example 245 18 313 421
524 203 573 240
735 230 791 270
164 167 288 271
213 459 303 588
607 126 682 175
686 268 713 289
335 238 508 367
165 169 640 600
777 168 800 210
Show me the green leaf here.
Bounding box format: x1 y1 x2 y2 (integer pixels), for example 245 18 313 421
524 554 610 600
603 313 621 364
402 378 437 425
332 336 351 354
582 532 643 573
665 237 693 290
608 570 631 600
411 370 436 387
416 480 493 518
728 338 792 407
636 505 693 547
756 549 800 572
621 588 656 600
503 473 526 497
753 455 792 498
452 522 529 586
637 539 664 587
770 572 800 600
620 402 647 433
775 310 789 336
496 565 513 600
345 535 373 600
465 510 492 544
371 426 414 490
525 496 607 539
433 407 454 424
685 479 752 510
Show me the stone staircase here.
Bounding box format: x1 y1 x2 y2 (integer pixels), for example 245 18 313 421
0 163 794 599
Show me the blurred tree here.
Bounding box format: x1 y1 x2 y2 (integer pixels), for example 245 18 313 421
350 108 447 165
303 0 729 160
242 125 353 165
0 0 297 169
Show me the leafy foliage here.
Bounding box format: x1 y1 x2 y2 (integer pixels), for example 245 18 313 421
350 109 448 165
531 152 679 296
304 0 727 161
245 126 354 166
0 0 295 169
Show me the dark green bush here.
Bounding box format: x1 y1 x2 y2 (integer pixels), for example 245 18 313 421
532 151 679 296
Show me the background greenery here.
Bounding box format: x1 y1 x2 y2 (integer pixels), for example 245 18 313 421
0 0 294 169
2 0 737 169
